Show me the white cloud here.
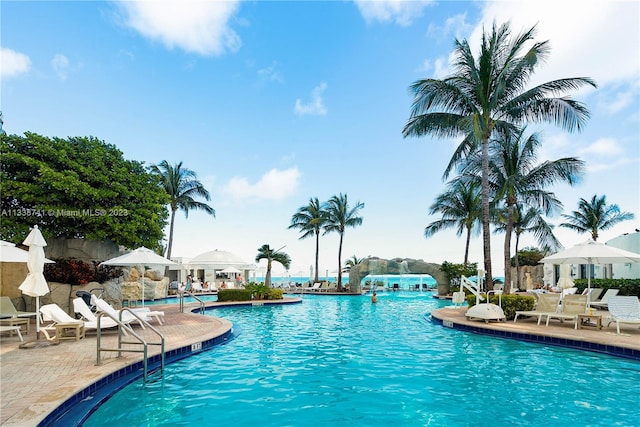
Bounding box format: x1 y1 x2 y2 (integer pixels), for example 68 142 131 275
579 137 623 158
427 13 472 41
257 61 283 83
294 82 328 116
474 1 639 87
51 54 70 80
354 0 434 26
116 0 241 56
223 168 301 201
0 47 31 77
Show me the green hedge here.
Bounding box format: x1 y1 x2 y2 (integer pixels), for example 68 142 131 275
573 278 640 297
466 294 534 320
216 287 284 302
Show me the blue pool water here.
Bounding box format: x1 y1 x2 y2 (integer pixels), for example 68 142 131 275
84 293 640 426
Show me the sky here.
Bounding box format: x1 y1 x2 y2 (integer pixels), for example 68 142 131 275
2 0 639 278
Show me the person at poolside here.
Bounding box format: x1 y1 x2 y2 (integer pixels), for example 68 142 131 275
371 291 378 303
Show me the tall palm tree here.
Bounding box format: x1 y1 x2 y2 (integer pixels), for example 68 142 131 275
560 195 635 241
478 127 584 291
150 160 215 258
424 177 482 265
288 197 327 283
403 22 596 286
255 244 291 288
324 193 364 291
494 203 561 289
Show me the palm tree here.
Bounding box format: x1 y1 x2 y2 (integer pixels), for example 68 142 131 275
323 193 364 291
494 203 561 289
560 195 635 241
424 177 482 265
479 127 584 291
255 244 291 288
288 197 327 283
150 160 215 259
344 255 363 272
403 22 596 286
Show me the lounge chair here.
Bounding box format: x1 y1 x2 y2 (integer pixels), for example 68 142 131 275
514 293 561 325
545 294 588 329
589 289 619 309
192 281 204 293
0 325 24 341
606 296 640 334
72 298 120 329
310 283 322 292
583 287 603 302
90 296 164 328
40 303 118 340
0 296 37 334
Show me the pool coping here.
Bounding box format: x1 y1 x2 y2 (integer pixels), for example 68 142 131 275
430 307 640 361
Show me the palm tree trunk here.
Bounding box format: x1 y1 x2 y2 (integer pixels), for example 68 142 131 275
265 259 272 288
337 232 344 291
503 202 514 293
464 225 471 265
481 138 493 288
514 232 521 290
166 208 177 259
314 230 320 283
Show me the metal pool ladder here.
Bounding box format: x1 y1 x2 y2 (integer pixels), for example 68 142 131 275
178 291 205 314
95 309 165 382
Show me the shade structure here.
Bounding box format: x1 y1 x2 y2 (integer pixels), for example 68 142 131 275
1 240 54 263
18 226 51 335
221 266 241 274
100 247 177 307
540 239 640 302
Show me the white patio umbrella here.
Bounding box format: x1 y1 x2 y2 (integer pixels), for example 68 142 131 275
18 226 50 337
100 247 177 307
1 240 54 263
540 239 640 302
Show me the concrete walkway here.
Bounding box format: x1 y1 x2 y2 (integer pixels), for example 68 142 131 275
1 298 638 426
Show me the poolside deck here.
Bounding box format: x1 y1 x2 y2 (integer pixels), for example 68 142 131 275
1 297 638 426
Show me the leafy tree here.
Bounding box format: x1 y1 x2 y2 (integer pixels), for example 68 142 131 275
255 244 291 288
323 193 364 291
150 160 215 259
512 247 546 267
0 132 168 248
403 22 596 286
469 127 583 292
424 177 481 265
440 261 478 282
559 194 635 241
288 197 327 283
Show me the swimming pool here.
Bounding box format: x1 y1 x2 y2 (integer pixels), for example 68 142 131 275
83 293 640 426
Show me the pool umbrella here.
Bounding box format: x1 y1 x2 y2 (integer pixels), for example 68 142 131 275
18 225 50 338
1 240 54 263
540 239 640 303
100 247 177 307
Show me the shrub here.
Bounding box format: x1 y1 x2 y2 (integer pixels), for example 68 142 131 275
267 289 283 300
44 258 121 286
466 294 534 320
217 289 252 302
573 278 640 297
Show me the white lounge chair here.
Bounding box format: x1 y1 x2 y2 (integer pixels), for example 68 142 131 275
72 298 120 329
606 296 640 334
91 296 164 327
0 296 37 334
545 294 588 329
514 293 561 325
589 289 619 309
310 283 322 292
40 303 118 340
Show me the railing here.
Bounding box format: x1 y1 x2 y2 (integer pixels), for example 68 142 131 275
460 275 485 304
178 291 205 314
95 309 165 382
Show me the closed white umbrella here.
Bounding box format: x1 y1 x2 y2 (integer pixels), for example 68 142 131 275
18 226 50 337
540 239 640 303
556 264 574 290
100 247 177 307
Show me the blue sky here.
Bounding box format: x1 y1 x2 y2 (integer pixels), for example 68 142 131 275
2 1 639 277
